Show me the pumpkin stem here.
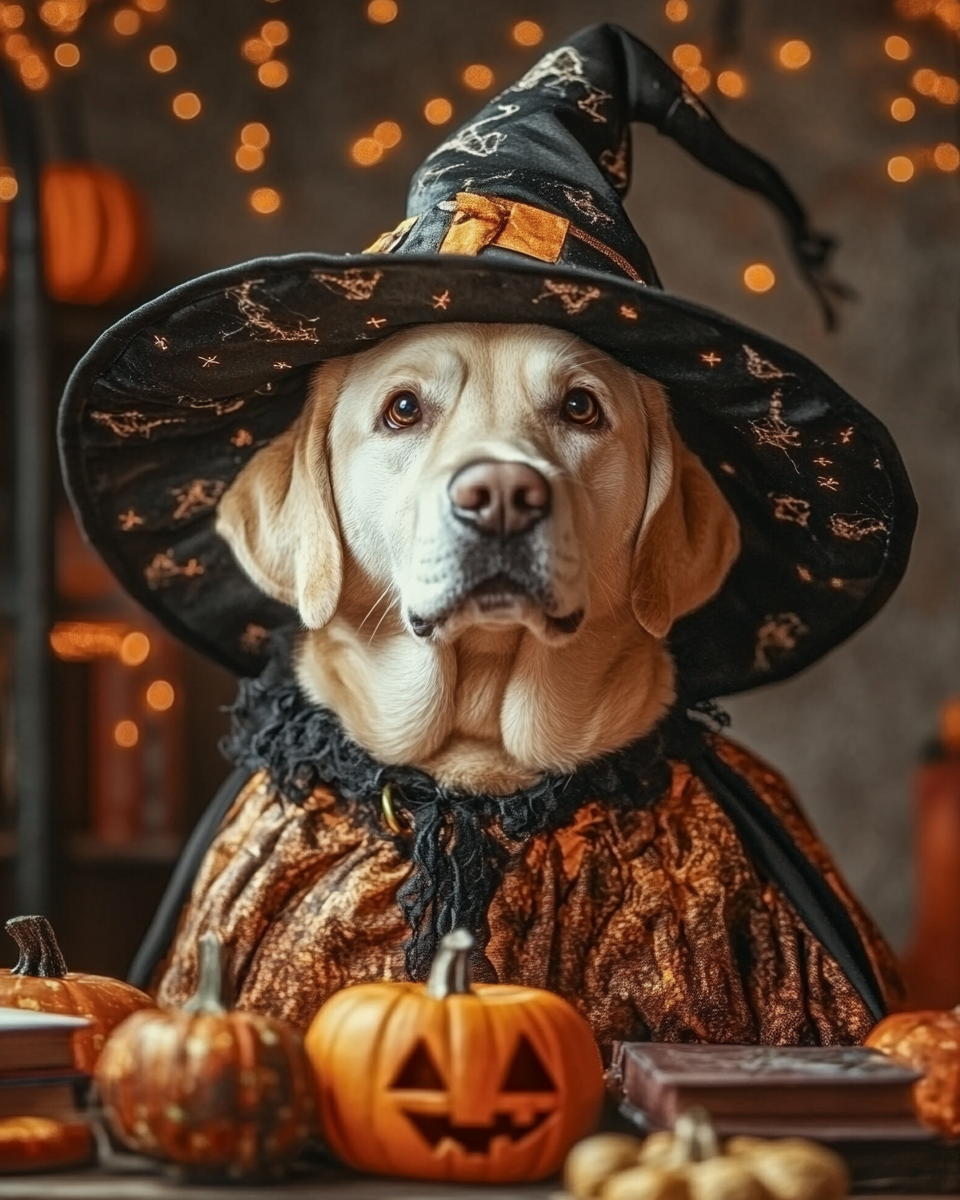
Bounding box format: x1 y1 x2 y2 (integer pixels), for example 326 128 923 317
6 915 68 978
673 1107 720 1164
182 931 230 1015
426 929 475 999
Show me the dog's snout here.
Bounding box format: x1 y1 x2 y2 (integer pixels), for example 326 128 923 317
448 459 551 537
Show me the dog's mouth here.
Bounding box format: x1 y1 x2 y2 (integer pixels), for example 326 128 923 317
408 572 583 638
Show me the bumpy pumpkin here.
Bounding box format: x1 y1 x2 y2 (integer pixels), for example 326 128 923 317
0 1116 92 1174
305 928 605 1183
565 1110 849 1200
0 915 153 1072
866 1006 960 1137
95 931 316 1179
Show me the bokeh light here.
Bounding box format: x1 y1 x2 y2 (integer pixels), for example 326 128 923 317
934 141 960 170
120 631 150 666
114 720 139 748
250 186 281 213
242 37 272 64
367 0 397 23
885 34 911 59
684 66 711 93
512 20 543 47
912 67 939 95
743 263 776 292
351 136 383 165
890 96 916 121
672 43 701 70
665 0 689 21
0 7 25 29
887 154 915 181
0 174 18 202
113 8 141 35
135 0 166 11
934 75 960 103
172 91 201 119
463 64 494 89
258 60 288 87
53 42 80 67
716 70 746 98
373 120 401 148
148 43 176 72
779 40 811 69
424 97 453 124
262 19 288 46
241 121 270 149
235 145 264 171
146 680 175 712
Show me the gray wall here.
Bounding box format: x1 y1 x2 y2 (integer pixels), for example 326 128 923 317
65 0 960 948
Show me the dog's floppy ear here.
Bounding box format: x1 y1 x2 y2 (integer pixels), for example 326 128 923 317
631 391 741 640
216 361 345 629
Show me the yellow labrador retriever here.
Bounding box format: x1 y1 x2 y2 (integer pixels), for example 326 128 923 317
217 322 740 792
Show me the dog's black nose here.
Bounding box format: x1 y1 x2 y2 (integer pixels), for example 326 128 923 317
448 459 551 537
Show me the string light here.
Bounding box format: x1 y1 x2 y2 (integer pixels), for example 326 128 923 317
778 40 811 69
242 36 272 63
462 64 494 89
743 263 776 292
148 43 176 71
891 96 916 120
20 55 49 89
885 34 911 59
887 154 915 181
53 42 79 67
250 186 281 213
373 120 401 147
5 34 29 59
684 66 711 93
50 622 127 661
0 8 25 29
934 75 960 103
241 121 270 149
146 680 175 711
367 0 398 23
934 141 960 169
114 720 139 748
235 145 264 170
665 0 689 21
351 136 383 165
257 60 288 87
0 173 18 202
261 19 288 46
120 631 150 666
511 20 543 47
172 91 201 119
672 43 701 70
912 67 938 95
716 70 746 98
424 97 453 124
113 9 141 35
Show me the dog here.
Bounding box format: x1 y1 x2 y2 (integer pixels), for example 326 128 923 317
217 321 740 794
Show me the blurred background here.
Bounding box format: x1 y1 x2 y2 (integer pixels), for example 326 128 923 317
0 0 957 987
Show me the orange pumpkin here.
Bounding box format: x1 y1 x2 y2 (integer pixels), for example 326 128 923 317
0 915 153 1072
866 1006 960 1137
0 163 149 305
0 1116 92 1174
95 931 316 1179
305 928 605 1183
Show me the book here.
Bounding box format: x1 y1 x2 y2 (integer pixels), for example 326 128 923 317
0 1072 88 1121
611 1042 928 1139
0 1007 90 1073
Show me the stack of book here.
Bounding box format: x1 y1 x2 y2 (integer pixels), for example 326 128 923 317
0 1007 92 1172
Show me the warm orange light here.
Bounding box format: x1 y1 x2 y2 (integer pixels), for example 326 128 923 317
53 42 79 67
716 70 746 97
684 65 711 93
21 56 49 89
935 75 960 103
937 0 960 29
423 97 453 124
235 144 264 171
172 91 201 119
0 173 18 202
50 622 127 662
462 63 494 90
779 39 811 69
149 43 176 71
351 136 383 165
935 141 960 170
912 67 939 95
120 631 151 666
4 34 29 59
373 120 401 148
261 19 288 46
250 186 281 213
885 34 911 59
665 0 689 21
113 8 141 35
887 154 915 181
136 0 166 10
114 720 139 749
890 96 916 120
672 43 701 70
146 679 175 712
511 20 543 47
242 36 272 64
744 263 776 292
942 698 960 752
0 7 25 29
367 0 398 23
40 2 66 27
257 59 288 87
241 121 270 149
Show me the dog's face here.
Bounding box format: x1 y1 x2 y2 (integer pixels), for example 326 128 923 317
217 323 740 653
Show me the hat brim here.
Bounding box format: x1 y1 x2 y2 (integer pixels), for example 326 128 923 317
58 252 915 700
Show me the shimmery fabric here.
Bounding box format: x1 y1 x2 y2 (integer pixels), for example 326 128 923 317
157 739 900 1047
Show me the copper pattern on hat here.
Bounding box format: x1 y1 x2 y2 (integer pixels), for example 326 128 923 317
828 514 888 541
170 479 227 522
754 613 808 672
91 410 186 440
314 267 383 301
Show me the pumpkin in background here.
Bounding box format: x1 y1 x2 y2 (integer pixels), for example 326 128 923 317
866 1006 960 1137
0 1117 92 1174
0 164 148 305
305 928 605 1183
95 930 316 1179
565 1110 849 1200
0 915 153 1072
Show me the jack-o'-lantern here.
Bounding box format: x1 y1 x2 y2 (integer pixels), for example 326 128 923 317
0 915 153 1071
304 928 605 1182
866 1006 960 1137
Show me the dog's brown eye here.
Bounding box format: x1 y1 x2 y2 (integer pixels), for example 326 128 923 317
562 388 601 427
384 391 422 429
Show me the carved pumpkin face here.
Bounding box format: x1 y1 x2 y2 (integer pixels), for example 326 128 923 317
305 931 605 1182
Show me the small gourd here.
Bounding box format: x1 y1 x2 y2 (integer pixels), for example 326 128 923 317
565 1109 848 1200
866 1006 960 1137
94 931 316 1179
0 915 153 1071
305 928 605 1183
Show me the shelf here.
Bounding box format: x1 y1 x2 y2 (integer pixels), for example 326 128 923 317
66 833 183 865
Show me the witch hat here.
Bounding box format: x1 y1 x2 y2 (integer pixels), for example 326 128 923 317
58 23 915 701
